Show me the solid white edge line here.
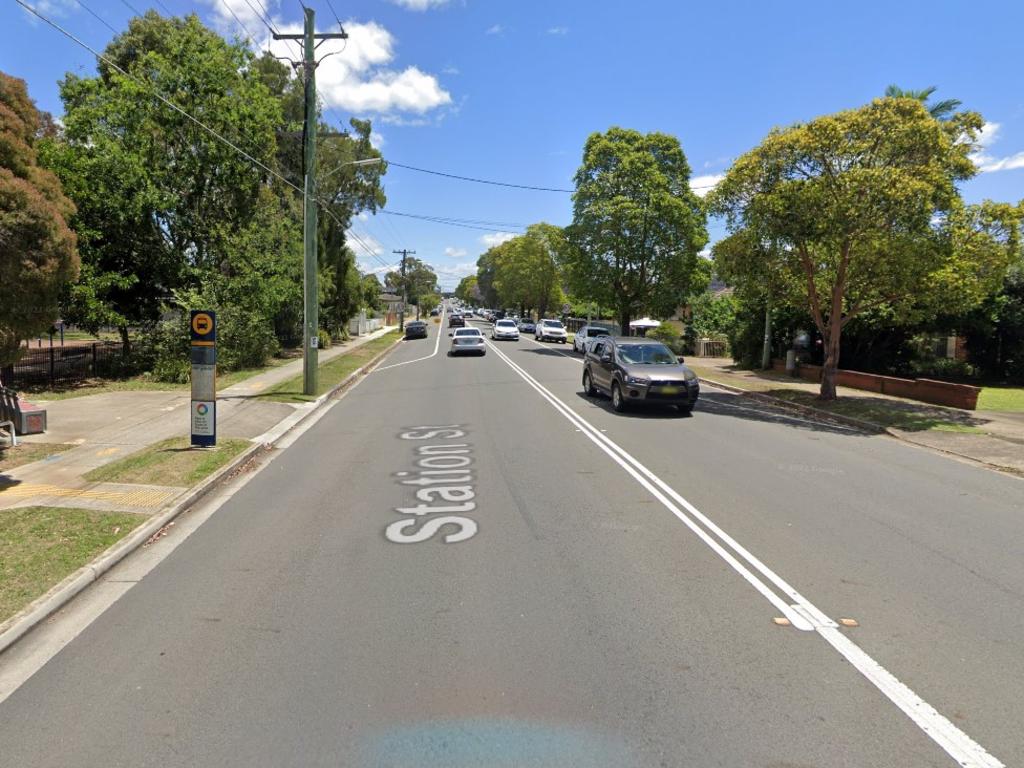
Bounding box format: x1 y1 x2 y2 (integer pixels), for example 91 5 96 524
485 338 1004 768
375 306 446 371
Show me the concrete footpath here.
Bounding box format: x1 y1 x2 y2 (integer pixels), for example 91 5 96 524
0 325 400 514
691 357 1024 475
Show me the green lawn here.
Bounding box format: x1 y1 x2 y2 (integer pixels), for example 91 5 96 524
84 436 250 487
0 442 77 473
763 389 986 432
258 331 402 403
21 354 296 401
0 506 143 622
977 386 1024 412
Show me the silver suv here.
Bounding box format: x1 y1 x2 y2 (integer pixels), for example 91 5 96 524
582 337 699 413
535 318 568 343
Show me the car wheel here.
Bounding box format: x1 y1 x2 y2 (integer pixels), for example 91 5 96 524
611 382 627 413
675 404 692 416
583 369 597 397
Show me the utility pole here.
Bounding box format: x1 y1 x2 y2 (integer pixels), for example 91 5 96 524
393 249 415 331
274 9 347 396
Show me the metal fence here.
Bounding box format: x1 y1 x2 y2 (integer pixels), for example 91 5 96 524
1 342 127 389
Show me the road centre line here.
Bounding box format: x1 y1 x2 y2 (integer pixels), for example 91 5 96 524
484 338 1003 768
375 306 447 372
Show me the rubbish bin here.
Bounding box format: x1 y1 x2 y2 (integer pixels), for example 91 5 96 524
786 349 797 377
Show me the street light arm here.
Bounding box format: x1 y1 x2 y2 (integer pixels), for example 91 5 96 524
320 156 383 181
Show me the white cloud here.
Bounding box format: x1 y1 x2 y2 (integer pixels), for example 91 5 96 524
370 131 385 149
690 173 724 198
435 262 477 280
389 0 449 9
347 230 384 256
480 232 516 247
485 24 503 35
444 246 467 258
442 65 460 75
546 26 569 35
199 5 452 117
970 121 1024 173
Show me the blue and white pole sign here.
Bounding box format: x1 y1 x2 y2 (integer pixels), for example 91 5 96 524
190 310 217 447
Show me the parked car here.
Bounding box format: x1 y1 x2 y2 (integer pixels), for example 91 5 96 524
535 318 568 343
404 320 428 340
581 336 700 414
518 318 536 333
449 314 466 328
572 324 613 353
448 327 486 356
491 319 520 341
429 308 439 317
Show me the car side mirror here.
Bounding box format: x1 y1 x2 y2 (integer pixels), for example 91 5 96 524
601 352 612 363
448 332 453 336
677 356 685 364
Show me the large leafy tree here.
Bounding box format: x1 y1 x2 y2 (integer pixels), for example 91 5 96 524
385 257 438 310
48 12 284 352
490 223 566 318
454 275 479 305
708 98 1015 399
563 127 708 332
0 72 79 367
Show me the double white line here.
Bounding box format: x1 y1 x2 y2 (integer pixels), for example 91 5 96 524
486 338 1003 768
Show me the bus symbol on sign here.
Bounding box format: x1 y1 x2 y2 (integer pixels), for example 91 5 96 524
192 313 214 336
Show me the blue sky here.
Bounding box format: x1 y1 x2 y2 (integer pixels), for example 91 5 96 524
4 0 1024 291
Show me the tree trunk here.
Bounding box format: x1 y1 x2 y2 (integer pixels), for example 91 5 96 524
619 309 631 337
819 314 842 400
118 324 131 358
760 302 772 369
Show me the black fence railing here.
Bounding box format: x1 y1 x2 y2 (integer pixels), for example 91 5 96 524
1 342 127 389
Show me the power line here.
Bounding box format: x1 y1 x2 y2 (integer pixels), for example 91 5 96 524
241 0 278 35
387 161 574 193
117 0 142 16
387 160 721 192
380 209 526 233
72 0 118 34
154 0 172 14
218 0 259 44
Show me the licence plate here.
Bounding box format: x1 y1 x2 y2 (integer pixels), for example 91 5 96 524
657 385 681 394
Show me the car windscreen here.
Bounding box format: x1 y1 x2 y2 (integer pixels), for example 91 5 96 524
497 321 516 327
617 343 677 365
454 329 481 336
542 320 563 328
587 327 610 337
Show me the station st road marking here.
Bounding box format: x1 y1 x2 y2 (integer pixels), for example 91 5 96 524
386 425 478 544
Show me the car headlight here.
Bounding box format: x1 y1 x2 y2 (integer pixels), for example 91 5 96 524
626 375 650 385
683 368 697 382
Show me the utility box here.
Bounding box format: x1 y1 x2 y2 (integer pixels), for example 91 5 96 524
0 388 47 435
786 349 798 377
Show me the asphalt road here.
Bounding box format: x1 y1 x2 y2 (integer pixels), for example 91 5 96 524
1 314 1021 767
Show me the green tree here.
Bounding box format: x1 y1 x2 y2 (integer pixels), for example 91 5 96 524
454 275 479 305
48 12 285 354
0 72 79 366
563 127 708 332
708 98 1015 399
361 273 382 311
490 223 566 318
475 249 500 307
386 257 438 310
884 84 962 121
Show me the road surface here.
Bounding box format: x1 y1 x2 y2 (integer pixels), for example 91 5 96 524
1 316 1020 767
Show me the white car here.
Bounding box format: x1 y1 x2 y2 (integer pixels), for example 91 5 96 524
491 319 520 341
535 318 568 343
573 324 613 353
448 327 486 356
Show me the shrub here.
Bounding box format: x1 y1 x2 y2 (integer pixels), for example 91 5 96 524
317 328 332 350
648 322 681 345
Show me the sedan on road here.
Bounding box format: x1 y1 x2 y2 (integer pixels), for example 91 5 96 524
582 336 699 413
449 327 486 356
448 314 465 328
491 319 520 341
572 324 613 353
404 320 428 340
517 318 536 333
535 318 568 343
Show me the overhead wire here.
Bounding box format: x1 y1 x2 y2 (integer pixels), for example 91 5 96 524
71 0 118 34
117 0 142 16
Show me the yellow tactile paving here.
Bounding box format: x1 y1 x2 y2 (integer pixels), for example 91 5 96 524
0 483 174 508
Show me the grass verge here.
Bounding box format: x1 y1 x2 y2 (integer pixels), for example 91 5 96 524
258 331 402 403
0 506 143 623
0 442 77 473
21 353 297 401
83 436 249 487
762 389 986 432
977 386 1024 412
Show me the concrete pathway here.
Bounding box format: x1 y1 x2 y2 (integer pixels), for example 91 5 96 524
691 357 1024 473
0 326 398 512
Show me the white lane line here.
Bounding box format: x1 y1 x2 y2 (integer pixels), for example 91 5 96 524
524 334 583 362
375 307 446 371
484 338 1003 768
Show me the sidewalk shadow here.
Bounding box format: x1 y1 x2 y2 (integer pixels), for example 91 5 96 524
574 390 865 435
